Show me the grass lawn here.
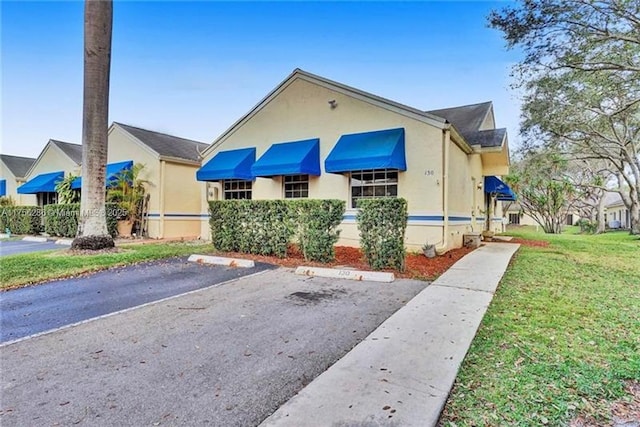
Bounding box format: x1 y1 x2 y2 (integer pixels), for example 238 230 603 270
440 227 640 426
0 241 217 290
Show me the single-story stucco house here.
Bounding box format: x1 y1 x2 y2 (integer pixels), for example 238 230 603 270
14 125 208 239
0 154 37 205
605 192 631 229
17 139 83 206
196 69 513 251
106 122 209 239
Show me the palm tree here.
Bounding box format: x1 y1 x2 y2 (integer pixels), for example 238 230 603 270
72 0 114 250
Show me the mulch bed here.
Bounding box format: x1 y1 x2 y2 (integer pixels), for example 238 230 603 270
217 244 475 280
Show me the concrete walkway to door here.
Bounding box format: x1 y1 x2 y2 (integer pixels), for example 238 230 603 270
260 242 520 427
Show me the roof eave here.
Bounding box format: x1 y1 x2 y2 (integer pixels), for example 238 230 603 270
203 69 448 157
158 155 202 166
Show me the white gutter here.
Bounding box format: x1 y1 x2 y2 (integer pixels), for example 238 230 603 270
436 129 451 254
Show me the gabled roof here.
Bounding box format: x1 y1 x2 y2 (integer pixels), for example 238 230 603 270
426 101 497 146
51 140 83 165
470 128 508 148
203 68 461 157
0 154 36 178
114 123 209 162
605 192 625 208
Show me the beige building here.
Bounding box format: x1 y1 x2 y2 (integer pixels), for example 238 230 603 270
605 192 631 229
106 123 209 239
14 125 208 239
17 139 83 206
0 154 37 205
197 69 513 251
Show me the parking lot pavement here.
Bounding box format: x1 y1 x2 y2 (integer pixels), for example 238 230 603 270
0 239 64 257
0 257 275 343
0 269 427 427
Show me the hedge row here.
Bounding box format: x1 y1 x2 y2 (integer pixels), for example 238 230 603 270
356 198 408 271
43 203 119 238
0 206 42 235
209 199 345 260
208 198 408 271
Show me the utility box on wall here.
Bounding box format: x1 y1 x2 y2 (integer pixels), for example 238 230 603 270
463 232 481 249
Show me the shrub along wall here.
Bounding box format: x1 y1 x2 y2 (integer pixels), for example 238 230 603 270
356 198 408 271
0 206 41 235
43 203 119 238
208 199 345 261
209 200 293 257
291 199 345 262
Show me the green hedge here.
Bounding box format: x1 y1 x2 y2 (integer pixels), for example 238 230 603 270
209 200 294 257
356 198 408 271
43 203 119 238
208 199 345 260
0 206 42 235
291 199 345 262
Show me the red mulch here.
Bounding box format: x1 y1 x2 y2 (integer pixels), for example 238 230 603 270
217 244 475 280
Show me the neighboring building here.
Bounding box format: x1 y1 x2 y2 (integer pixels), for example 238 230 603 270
0 154 37 205
17 140 83 206
503 202 580 227
605 192 630 229
196 69 513 251
107 123 209 239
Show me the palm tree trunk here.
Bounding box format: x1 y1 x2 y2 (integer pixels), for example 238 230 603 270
72 0 114 250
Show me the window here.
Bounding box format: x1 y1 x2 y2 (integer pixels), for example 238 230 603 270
223 180 252 200
38 192 58 207
509 213 520 225
284 175 309 199
350 169 398 208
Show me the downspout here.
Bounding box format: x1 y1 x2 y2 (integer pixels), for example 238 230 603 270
159 160 166 238
436 128 450 254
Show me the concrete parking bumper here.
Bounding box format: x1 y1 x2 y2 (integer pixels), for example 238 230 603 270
260 242 520 427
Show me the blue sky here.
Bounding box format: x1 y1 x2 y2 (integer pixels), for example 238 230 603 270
1 1 522 158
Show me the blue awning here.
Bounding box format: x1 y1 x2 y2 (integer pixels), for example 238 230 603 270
71 160 134 189
252 138 320 177
17 171 63 194
484 176 515 199
325 128 407 174
0 179 6 197
196 147 256 181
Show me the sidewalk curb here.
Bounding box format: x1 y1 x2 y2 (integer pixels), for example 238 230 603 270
22 236 47 243
188 254 255 268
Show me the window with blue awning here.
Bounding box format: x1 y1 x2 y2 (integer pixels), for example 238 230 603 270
71 160 134 189
251 138 320 177
325 128 407 174
484 176 515 200
196 147 256 181
17 171 64 194
0 179 6 197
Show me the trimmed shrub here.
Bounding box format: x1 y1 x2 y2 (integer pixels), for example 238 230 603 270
0 206 41 235
356 198 408 271
291 199 345 262
43 203 119 238
209 200 295 257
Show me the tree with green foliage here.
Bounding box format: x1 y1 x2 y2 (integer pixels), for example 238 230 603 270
490 0 640 234
506 150 581 234
55 174 81 204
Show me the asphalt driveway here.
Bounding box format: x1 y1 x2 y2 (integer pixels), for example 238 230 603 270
0 257 274 343
0 269 426 426
0 239 65 257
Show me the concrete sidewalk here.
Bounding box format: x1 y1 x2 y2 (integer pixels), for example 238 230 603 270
260 242 520 427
